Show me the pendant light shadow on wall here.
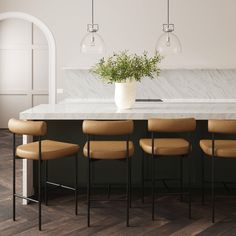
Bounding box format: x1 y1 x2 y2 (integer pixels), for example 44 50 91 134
80 0 105 54
156 0 181 55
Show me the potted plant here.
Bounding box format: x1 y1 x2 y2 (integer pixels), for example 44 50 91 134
91 51 162 109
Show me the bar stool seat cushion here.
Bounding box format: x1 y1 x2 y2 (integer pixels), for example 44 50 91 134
140 138 190 156
200 140 236 158
83 141 134 159
16 140 79 160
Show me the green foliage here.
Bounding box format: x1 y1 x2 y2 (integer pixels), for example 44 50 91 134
91 51 163 83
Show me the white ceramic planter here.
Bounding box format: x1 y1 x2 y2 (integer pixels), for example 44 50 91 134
114 80 137 109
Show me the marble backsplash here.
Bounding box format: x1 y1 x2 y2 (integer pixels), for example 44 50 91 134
62 69 236 101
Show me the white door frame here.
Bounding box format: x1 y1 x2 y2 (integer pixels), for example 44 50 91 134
0 12 56 203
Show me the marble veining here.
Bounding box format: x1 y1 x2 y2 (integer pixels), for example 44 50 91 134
20 101 236 120
62 69 236 101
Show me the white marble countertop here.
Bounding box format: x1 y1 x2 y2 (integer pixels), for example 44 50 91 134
20 101 236 120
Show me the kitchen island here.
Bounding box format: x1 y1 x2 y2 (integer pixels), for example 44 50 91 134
20 101 236 203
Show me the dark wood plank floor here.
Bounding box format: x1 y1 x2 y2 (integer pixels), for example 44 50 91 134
1 129 236 235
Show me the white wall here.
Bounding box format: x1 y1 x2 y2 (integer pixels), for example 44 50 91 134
0 0 236 89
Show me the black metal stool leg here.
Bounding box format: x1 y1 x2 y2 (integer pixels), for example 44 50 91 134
44 160 48 206
38 137 42 231
38 160 42 231
126 157 131 227
13 134 16 221
151 131 155 221
75 154 78 215
129 158 132 209
212 153 215 223
201 152 205 205
87 158 91 227
141 150 145 204
188 154 192 219
180 156 184 202
152 154 155 221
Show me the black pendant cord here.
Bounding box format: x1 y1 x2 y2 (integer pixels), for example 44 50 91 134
91 0 94 26
167 0 170 27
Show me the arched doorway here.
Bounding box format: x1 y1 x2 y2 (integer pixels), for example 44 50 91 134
0 11 56 104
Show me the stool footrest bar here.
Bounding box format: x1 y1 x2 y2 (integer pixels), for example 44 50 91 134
14 194 39 203
90 198 126 202
157 191 189 196
46 181 76 191
144 178 182 182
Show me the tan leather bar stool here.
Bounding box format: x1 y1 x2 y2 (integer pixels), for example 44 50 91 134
139 118 196 220
200 119 236 223
82 120 134 227
8 118 80 231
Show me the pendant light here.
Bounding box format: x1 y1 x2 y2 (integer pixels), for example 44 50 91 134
156 0 181 55
80 0 105 54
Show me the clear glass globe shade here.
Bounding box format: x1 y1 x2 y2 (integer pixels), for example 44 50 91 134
80 32 105 54
156 32 182 55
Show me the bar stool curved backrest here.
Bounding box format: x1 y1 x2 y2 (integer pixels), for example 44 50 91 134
208 120 236 134
83 120 134 136
82 120 134 227
8 118 47 136
148 118 196 133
